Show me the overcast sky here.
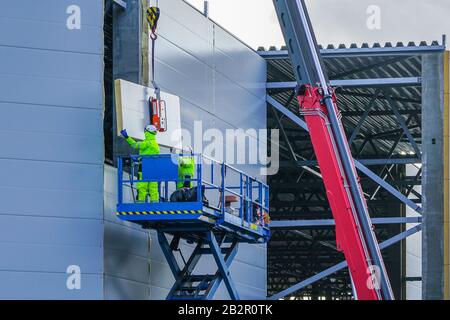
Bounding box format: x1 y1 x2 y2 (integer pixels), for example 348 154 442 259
186 0 449 49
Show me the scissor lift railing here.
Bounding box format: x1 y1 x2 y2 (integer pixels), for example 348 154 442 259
116 154 270 300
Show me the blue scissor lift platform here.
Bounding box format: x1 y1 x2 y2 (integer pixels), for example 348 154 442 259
116 154 270 300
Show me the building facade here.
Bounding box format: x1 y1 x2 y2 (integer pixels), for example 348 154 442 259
0 0 267 299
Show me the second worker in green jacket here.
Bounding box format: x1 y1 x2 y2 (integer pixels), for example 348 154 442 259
177 155 195 189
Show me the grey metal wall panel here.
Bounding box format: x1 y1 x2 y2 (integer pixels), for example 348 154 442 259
0 47 103 82
214 72 266 134
0 19 102 54
230 283 267 300
234 243 267 269
0 160 103 191
0 74 102 109
149 285 170 300
0 0 104 299
104 165 154 299
104 248 150 284
0 102 103 137
148 230 171 265
104 166 145 231
0 272 103 299
155 37 214 113
0 243 102 273
0 132 103 164
160 0 213 47
180 101 214 131
104 275 151 300
0 215 103 247
1 0 103 27
0 186 102 219
104 194 143 231
214 25 267 99
158 12 214 67
104 221 150 258
149 259 176 290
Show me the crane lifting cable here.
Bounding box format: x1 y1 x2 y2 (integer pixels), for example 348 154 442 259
146 5 167 132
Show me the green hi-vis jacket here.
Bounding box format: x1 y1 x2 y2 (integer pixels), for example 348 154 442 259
177 156 195 189
126 131 160 156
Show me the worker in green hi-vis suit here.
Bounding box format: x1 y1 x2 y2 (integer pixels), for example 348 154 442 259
177 154 195 189
121 125 160 202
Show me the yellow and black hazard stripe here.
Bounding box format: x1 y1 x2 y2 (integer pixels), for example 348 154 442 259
146 7 160 32
116 210 203 216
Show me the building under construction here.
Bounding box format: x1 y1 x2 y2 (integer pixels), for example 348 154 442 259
0 0 448 300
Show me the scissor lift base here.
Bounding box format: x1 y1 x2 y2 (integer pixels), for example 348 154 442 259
158 229 240 300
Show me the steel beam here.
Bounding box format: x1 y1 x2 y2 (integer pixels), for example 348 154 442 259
267 78 421 89
272 108 298 162
356 162 422 213
349 91 380 144
270 217 422 228
268 224 422 300
267 95 423 213
287 158 421 167
267 95 308 131
383 89 422 157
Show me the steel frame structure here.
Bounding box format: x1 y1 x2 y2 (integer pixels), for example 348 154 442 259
266 70 424 298
269 225 422 300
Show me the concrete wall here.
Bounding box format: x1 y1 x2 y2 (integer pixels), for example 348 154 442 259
107 0 267 299
0 0 104 298
444 51 450 300
422 52 445 299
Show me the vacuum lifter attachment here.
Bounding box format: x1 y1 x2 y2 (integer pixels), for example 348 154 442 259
272 0 394 300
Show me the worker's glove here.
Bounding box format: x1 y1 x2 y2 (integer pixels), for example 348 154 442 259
120 129 129 139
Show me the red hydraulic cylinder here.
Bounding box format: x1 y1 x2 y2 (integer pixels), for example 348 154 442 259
298 85 381 300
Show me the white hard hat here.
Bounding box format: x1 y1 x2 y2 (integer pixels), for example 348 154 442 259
145 124 158 133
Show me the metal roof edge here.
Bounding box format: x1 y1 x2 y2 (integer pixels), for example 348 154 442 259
259 41 446 59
